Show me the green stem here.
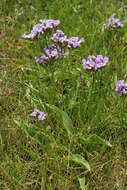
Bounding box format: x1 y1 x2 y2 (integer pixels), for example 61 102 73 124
120 97 124 126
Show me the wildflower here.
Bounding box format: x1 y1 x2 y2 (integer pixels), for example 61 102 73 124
22 19 60 39
52 30 84 49
40 19 60 31
30 109 46 120
35 44 69 66
116 80 127 96
51 30 68 47
82 55 109 72
44 44 60 59
22 24 44 39
104 17 123 30
67 37 84 49
35 55 49 66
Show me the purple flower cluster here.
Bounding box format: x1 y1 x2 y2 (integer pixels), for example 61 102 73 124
40 19 60 31
82 55 109 72
104 17 123 30
52 30 84 49
22 19 84 68
35 44 69 66
22 19 60 39
116 80 127 96
67 37 84 49
30 109 46 120
51 30 68 47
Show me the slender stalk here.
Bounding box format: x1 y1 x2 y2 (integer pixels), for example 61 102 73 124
120 97 124 126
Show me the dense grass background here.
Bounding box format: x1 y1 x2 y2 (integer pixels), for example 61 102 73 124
0 0 127 189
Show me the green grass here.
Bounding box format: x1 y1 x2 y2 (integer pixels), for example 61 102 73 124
0 0 127 189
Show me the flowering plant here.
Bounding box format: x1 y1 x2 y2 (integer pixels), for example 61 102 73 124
104 17 123 30
22 20 84 67
35 44 69 66
116 80 127 96
82 55 109 73
30 109 46 121
22 19 60 39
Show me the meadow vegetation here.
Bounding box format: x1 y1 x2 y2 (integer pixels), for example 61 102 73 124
0 0 127 189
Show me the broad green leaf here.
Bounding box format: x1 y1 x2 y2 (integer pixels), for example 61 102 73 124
81 134 112 147
45 104 60 113
78 173 86 190
46 103 74 136
24 125 43 145
71 154 91 171
62 111 74 136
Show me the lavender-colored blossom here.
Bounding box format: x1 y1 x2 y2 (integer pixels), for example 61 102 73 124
104 17 123 30
35 55 49 66
51 30 68 47
22 24 44 39
40 19 60 31
35 44 69 66
30 109 46 120
44 44 59 59
116 80 127 96
52 31 84 49
22 19 60 40
67 37 84 49
82 55 109 72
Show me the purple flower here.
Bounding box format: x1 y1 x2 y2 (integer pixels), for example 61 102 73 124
35 55 49 66
67 37 84 49
116 80 127 96
40 19 60 31
22 19 60 40
35 44 69 66
51 30 68 47
22 24 44 39
44 44 59 59
104 17 123 30
30 109 46 120
82 55 109 72
52 30 84 49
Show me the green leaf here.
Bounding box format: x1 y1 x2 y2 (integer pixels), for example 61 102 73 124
45 104 60 113
46 103 74 136
62 111 74 136
14 120 20 127
71 154 91 171
81 134 112 147
23 125 43 145
78 173 86 190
